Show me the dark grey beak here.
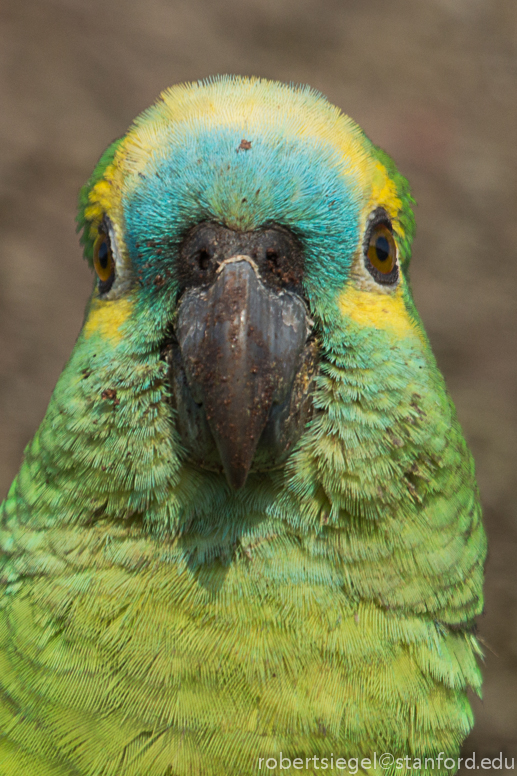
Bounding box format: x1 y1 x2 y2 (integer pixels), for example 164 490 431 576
175 256 312 488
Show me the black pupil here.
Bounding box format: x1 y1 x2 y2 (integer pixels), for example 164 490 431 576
375 235 390 263
98 240 109 269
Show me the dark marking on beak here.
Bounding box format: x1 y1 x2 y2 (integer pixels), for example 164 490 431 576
175 257 312 488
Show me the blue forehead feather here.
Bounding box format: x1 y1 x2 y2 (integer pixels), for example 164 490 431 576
123 120 362 300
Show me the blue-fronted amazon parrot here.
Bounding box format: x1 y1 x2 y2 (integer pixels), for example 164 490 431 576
0 77 486 776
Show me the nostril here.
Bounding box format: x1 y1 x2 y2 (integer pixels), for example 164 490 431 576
266 248 279 266
198 249 211 270
179 223 304 293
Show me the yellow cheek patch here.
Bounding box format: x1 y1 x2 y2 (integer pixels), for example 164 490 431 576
338 283 423 342
84 297 134 344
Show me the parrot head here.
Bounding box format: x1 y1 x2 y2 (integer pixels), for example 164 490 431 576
75 77 422 503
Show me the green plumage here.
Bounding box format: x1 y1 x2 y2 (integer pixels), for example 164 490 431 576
0 77 485 776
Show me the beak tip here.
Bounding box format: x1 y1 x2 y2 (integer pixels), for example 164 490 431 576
223 462 251 490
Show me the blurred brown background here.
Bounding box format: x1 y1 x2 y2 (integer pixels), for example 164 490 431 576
0 0 515 770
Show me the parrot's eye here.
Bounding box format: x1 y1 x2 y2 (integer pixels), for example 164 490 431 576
93 230 115 293
364 211 398 286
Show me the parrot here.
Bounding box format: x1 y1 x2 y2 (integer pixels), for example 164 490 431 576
0 76 486 776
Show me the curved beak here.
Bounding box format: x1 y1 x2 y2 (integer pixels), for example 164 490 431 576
175 256 311 488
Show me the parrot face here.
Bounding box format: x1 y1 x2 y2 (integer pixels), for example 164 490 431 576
0 77 486 776
78 78 417 502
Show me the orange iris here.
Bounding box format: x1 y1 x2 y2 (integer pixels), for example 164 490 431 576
93 234 114 282
367 224 397 274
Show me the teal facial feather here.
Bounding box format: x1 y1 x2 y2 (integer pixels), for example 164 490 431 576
123 123 362 310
